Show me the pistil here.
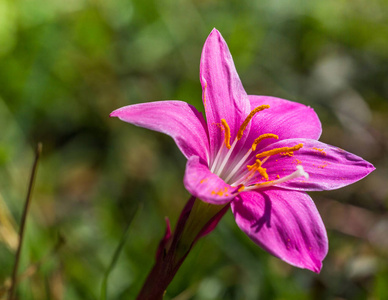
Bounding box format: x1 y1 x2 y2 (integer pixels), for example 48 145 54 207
244 165 309 191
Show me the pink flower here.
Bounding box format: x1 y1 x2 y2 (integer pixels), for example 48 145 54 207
111 29 375 273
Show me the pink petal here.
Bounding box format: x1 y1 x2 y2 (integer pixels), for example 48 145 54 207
110 100 210 162
184 156 237 205
200 29 251 162
245 96 322 151
255 139 375 191
231 189 328 273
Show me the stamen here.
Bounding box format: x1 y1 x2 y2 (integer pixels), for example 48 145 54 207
232 159 268 186
223 134 277 183
260 156 270 165
210 143 225 173
237 185 245 192
237 105 270 140
256 144 303 159
252 134 279 151
247 159 262 171
258 167 269 180
247 160 269 181
215 138 238 176
223 148 252 183
220 119 231 149
210 119 232 173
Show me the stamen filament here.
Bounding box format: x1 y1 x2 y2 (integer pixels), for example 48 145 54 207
210 119 231 173
256 144 303 159
260 156 270 165
224 149 252 183
237 105 270 140
215 138 238 176
231 168 253 186
210 143 225 173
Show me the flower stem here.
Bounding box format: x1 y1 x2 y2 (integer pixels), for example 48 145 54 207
135 247 182 300
8 143 42 300
136 196 229 299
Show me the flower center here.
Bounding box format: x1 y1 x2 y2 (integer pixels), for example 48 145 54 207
210 105 308 192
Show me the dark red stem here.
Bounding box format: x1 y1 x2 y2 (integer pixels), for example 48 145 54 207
136 196 229 299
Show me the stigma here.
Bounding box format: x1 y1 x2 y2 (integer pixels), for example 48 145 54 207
244 165 309 191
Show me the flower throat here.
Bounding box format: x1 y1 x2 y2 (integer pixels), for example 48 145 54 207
210 105 307 191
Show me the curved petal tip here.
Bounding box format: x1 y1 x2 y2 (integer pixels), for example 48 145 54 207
231 189 328 273
109 110 119 118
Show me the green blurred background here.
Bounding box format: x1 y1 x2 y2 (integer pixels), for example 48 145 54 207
0 0 387 299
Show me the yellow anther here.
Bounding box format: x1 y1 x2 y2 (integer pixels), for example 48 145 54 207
256 144 303 159
237 105 270 140
238 185 245 192
220 119 231 149
247 159 262 171
245 159 269 181
251 134 279 151
257 166 269 180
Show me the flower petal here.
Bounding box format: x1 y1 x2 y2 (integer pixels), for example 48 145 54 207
256 139 375 191
184 156 237 205
231 189 328 273
200 29 251 161
245 96 322 151
110 100 210 162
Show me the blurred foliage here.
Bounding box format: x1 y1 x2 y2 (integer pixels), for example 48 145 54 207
0 0 387 299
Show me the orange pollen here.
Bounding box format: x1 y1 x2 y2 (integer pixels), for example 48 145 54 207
237 105 270 140
258 166 269 180
251 133 279 151
256 144 303 159
312 147 327 155
238 185 245 192
280 152 294 157
203 82 207 107
247 159 262 171
211 187 229 196
246 159 269 181
220 119 231 149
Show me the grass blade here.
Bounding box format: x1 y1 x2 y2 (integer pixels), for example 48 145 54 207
100 201 140 300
